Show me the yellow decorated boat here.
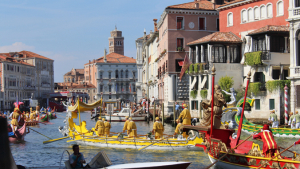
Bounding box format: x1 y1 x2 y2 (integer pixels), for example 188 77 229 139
58 99 204 151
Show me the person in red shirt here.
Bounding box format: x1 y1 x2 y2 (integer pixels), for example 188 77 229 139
253 124 279 157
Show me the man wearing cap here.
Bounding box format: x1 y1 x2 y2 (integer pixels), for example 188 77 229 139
253 124 279 157
10 108 20 133
153 117 164 139
289 112 296 129
103 118 111 136
177 104 191 125
94 116 104 136
122 116 129 133
127 117 137 137
268 110 278 128
294 111 300 129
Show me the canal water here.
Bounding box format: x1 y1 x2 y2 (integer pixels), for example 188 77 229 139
10 112 300 169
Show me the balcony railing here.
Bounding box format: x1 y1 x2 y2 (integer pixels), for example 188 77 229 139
261 50 271 60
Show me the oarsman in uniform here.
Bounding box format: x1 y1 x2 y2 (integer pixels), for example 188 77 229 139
289 112 296 129
25 111 30 121
30 111 36 121
122 116 129 133
103 118 111 136
295 111 300 129
177 104 191 125
268 110 278 128
253 124 280 157
94 116 104 136
127 117 137 137
10 108 20 133
174 119 187 138
152 117 164 139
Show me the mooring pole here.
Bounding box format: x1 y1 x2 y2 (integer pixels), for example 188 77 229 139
162 103 164 126
153 102 156 123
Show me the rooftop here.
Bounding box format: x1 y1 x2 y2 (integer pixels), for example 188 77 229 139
0 51 53 61
167 0 221 10
85 52 136 65
248 25 289 36
187 32 242 45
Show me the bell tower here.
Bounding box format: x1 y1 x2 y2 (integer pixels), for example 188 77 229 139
108 26 124 55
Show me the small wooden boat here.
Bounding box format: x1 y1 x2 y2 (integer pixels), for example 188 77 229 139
104 108 147 122
40 114 48 122
25 121 39 126
8 123 27 143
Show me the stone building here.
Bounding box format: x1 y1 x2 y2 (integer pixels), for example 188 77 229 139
63 68 84 83
109 26 124 55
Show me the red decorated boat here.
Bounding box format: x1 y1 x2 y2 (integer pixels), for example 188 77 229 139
8 123 27 143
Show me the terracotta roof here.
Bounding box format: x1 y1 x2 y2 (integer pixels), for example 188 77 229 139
187 32 242 45
137 34 150 40
85 52 136 65
64 69 84 76
0 54 34 66
69 84 96 89
218 0 247 8
0 51 53 61
167 1 220 10
248 25 289 35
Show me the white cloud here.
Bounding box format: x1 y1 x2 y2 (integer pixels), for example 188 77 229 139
0 42 35 53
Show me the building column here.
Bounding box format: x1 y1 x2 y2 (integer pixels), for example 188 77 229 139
265 35 270 51
189 47 192 60
227 45 230 63
207 44 212 64
284 37 288 53
291 80 296 114
249 37 253 52
196 46 199 63
201 45 204 63
168 75 175 101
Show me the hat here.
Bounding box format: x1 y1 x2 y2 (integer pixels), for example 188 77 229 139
290 112 294 115
183 104 187 108
296 111 299 114
102 118 106 121
98 116 102 120
155 117 159 121
129 117 132 120
270 110 275 113
125 116 129 119
263 124 269 131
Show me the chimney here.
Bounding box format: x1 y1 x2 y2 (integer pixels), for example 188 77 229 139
153 19 158 32
195 2 199 9
104 49 107 63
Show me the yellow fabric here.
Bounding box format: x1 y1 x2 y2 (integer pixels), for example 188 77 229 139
25 113 30 121
175 123 182 134
11 112 19 126
30 113 36 120
153 121 164 138
68 98 102 112
95 120 104 136
104 121 111 135
178 108 191 125
123 120 129 131
127 121 137 137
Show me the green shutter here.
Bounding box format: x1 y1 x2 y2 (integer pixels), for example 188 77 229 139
191 101 194 110
196 101 198 110
269 99 275 110
255 99 260 110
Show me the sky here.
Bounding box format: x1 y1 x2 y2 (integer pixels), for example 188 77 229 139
0 0 188 82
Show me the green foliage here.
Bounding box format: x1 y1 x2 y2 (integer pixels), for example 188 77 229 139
266 80 291 93
190 90 197 99
235 88 251 111
244 51 262 66
219 76 234 91
194 63 198 73
248 82 262 96
200 89 207 98
199 63 204 73
221 91 231 103
189 65 193 73
185 70 188 74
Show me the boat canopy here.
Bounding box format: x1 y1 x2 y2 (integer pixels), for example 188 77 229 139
68 99 102 112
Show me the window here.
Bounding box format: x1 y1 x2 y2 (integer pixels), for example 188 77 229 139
132 84 135 92
248 8 253 21
177 38 184 51
100 85 103 92
211 45 226 63
269 99 275 110
267 4 273 18
126 83 129 92
115 70 118 78
133 72 136 78
254 7 260 20
199 17 205 30
229 45 241 63
296 0 300 7
100 72 103 79
121 70 123 78
125 70 128 78
68 78 71 82
191 101 199 110
228 12 233 26
255 99 260 110
270 36 285 52
272 69 280 79
241 10 247 23
109 95 111 99
109 85 111 92
277 1 284 16
109 72 111 79
177 17 184 29
260 5 266 19
216 18 219 31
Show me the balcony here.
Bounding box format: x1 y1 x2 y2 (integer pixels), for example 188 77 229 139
185 63 209 75
249 82 266 96
245 51 289 66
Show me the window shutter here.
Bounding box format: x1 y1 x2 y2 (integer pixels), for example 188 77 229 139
269 99 275 110
228 13 233 26
278 2 283 15
242 10 247 22
255 99 260 110
261 6 266 18
191 101 194 109
267 4 272 17
254 7 259 19
248 8 253 21
196 101 198 110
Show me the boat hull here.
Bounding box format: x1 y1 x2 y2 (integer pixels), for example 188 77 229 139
9 123 26 143
104 115 146 122
106 161 191 169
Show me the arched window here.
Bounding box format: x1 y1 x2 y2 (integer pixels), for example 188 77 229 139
267 3 273 18
260 5 266 19
227 12 233 26
121 70 123 78
125 70 129 78
247 8 253 21
296 0 300 7
254 7 260 20
277 1 284 16
115 70 118 78
68 78 70 82
126 83 129 92
241 10 247 23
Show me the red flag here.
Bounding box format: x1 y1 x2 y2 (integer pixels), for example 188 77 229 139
179 53 192 81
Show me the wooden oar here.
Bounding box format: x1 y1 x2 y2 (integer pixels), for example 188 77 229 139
204 131 258 169
256 143 295 169
28 127 52 140
256 139 300 156
138 136 171 151
43 136 72 144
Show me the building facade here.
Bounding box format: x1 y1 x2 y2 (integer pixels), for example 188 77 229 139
64 68 84 83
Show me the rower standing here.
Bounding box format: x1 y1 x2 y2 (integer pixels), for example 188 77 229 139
103 118 111 136
177 104 191 125
153 117 164 139
122 116 129 133
253 124 279 157
268 110 278 128
289 112 296 129
127 117 137 137
295 111 300 129
10 108 20 133
94 116 104 136
30 111 36 121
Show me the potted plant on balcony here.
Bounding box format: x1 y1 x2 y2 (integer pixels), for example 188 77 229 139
177 47 182 51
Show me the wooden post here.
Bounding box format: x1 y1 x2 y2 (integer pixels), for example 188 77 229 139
162 103 164 126
173 102 176 126
153 102 156 123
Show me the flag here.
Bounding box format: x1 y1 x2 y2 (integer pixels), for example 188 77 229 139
179 53 192 81
129 83 132 93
